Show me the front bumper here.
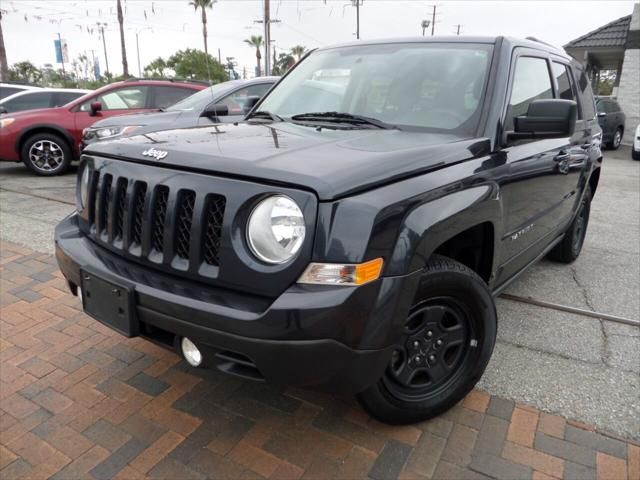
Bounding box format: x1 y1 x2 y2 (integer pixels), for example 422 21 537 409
55 214 420 393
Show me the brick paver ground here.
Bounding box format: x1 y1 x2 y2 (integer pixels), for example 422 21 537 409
1 240 638 480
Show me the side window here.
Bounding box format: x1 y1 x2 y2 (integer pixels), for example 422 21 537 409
54 92 84 106
4 92 53 111
152 86 195 109
246 83 272 99
611 101 622 113
80 87 149 111
577 71 596 120
0 86 24 99
551 62 581 119
596 100 606 114
506 56 553 130
217 87 254 115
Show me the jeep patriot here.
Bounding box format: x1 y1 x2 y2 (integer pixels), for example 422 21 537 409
55 37 602 424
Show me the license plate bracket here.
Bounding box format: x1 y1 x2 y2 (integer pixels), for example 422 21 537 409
80 270 137 337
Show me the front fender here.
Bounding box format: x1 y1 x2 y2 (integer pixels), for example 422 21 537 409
385 185 501 275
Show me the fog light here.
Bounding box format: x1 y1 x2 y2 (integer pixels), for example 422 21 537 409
181 337 202 367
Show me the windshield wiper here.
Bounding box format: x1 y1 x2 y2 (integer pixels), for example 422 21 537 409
246 110 284 122
290 112 396 130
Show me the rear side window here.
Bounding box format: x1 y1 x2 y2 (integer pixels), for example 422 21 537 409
577 71 596 120
54 91 85 106
552 62 581 119
81 86 149 111
152 86 195 109
2 92 53 111
506 56 553 130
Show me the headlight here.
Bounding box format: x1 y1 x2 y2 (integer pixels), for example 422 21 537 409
247 195 305 264
86 125 141 140
0 118 15 128
78 164 90 210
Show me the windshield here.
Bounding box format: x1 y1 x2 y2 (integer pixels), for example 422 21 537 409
167 83 236 111
259 42 493 133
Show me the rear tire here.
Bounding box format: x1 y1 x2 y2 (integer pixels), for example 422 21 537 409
606 128 623 150
548 187 591 263
21 133 72 176
357 255 496 425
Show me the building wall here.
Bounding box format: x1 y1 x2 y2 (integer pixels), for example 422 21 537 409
617 3 640 144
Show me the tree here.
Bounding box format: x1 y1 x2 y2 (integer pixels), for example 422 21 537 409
272 52 295 76
143 57 170 78
0 11 8 82
291 45 306 60
244 35 263 77
117 0 129 76
189 0 217 56
166 48 226 82
9 61 42 84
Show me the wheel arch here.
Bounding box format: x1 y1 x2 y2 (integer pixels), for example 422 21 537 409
386 184 500 284
15 125 75 157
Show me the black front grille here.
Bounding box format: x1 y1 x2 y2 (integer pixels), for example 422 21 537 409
131 182 147 246
87 172 226 275
203 195 226 266
151 186 169 253
114 178 128 241
176 191 196 259
100 174 113 235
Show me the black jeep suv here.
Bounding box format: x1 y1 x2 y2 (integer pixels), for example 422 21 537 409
55 37 602 424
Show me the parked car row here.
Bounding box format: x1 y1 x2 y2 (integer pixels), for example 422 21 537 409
0 77 277 176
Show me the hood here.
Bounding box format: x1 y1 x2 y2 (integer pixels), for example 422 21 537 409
91 109 181 128
84 122 490 200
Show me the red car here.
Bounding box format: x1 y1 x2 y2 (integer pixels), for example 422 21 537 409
0 79 206 175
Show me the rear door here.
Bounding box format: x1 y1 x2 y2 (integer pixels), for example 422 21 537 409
497 50 585 281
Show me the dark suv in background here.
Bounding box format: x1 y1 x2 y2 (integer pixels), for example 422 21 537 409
596 97 625 149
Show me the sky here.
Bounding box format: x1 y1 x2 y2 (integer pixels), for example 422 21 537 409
2 0 637 78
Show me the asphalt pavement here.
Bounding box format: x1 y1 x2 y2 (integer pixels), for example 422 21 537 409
1 147 638 440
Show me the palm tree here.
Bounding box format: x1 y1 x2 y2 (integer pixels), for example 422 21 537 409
0 11 8 81
117 0 129 76
244 35 263 77
291 45 306 61
189 0 217 56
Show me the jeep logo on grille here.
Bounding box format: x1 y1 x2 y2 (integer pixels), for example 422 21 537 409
141 148 168 160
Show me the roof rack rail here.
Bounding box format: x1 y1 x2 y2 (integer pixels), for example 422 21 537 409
525 36 563 51
123 77 211 86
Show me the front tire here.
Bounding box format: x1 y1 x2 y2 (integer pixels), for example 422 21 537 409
21 133 72 176
357 255 496 425
548 187 591 263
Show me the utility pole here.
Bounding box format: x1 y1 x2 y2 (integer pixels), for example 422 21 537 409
57 32 67 78
264 0 270 76
354 0 361 40
218 48 221 64
97 23 110 77
431 5 436 36
455 24 462 35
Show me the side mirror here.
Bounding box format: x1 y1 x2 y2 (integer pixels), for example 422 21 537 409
597 111 607 118
89 101 102 117
511 99 576 140
243 96 261 115
202 103 229 119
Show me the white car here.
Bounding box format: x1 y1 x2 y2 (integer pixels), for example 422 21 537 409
633 124 640 161
0 83 41 101
0 88 90 114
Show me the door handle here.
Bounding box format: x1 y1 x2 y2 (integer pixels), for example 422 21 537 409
581 143 592 150
554 152 570 161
